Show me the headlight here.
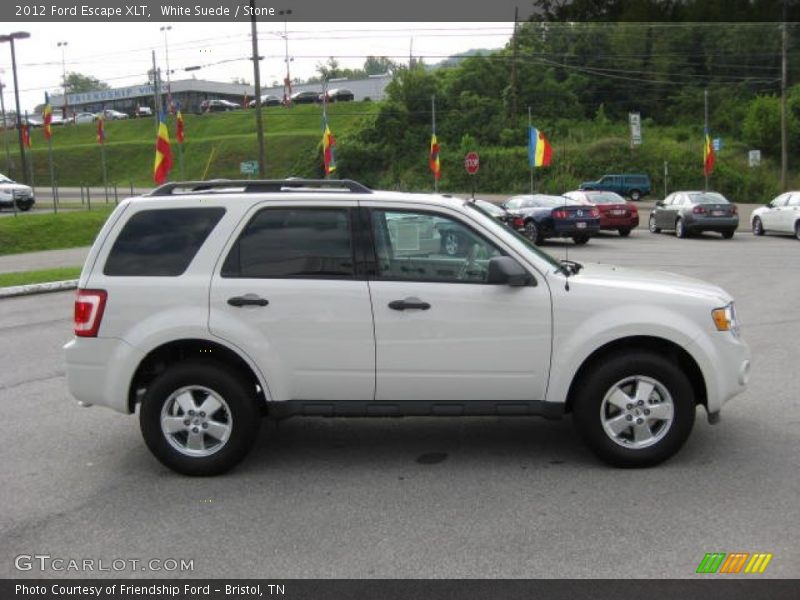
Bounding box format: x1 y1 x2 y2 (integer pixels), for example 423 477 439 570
712 302 739 336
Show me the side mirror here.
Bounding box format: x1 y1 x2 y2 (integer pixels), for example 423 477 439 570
487 256 534 287
655 200 665 207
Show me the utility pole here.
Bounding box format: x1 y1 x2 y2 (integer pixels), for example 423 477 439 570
160 26 173 113
250 0 266 178
0 77 11 174
781 0 788 192
57 41 68 119
704 88 709 193
510 6 519 118
151 50 161 127
0 32 31 184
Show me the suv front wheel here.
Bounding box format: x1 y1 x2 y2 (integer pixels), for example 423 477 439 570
572 351 695 467
140 360 261 476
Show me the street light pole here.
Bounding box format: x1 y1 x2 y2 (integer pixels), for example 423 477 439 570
160 26 173 113
278 9 293 107
250 0 266 178
0 31 31 184
57 41 68 119
0 75 11 174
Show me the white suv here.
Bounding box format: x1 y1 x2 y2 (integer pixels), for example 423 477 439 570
64 180 751 475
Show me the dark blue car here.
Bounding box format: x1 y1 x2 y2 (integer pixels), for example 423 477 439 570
503 194 601 245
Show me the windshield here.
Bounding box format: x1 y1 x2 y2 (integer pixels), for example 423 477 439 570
465 202 561 269
689 193 729 204
474 199 505 216
0 173 14 184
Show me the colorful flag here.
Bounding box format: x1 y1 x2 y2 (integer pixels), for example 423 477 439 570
528 127 552 168
96 115 105 144
21 123 31 149
429 133 441 180
176 109 185 144
322 118 336 175
153 112 173 185
42 95 53 141
703 132 715 177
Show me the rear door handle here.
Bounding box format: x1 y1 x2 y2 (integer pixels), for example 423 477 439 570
228 294 269 307
388 298 431 311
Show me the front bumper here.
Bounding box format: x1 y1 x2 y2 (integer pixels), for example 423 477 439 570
686 330 751 416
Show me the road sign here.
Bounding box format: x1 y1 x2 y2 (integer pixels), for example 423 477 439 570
713 138 722 152
240 161 258 175
748 150 761 167
464 152 480 175
629 112 642 145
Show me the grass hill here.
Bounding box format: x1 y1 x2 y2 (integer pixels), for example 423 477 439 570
16 101 379 187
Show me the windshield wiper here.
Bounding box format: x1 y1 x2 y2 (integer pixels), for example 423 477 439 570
558 259 584 276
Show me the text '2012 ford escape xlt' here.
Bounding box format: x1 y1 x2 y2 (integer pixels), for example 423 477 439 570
65 180 750 475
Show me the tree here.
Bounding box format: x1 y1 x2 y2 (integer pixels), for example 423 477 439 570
363 56 398 75
63 72 109 93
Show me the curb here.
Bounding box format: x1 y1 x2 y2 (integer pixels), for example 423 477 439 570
0 279 78 299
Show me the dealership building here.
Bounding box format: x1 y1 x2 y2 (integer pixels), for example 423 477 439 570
48 74 392 116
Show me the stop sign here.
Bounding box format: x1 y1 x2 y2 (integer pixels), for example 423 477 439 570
464 151 480 175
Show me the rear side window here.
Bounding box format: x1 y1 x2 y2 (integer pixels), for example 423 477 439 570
104 208 225 276
222 208 354 279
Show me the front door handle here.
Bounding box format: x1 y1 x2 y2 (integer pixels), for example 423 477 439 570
228 294 269 307
388 298 431 311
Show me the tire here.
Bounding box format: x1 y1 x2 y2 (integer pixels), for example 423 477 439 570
572 351 696 467
722 230 735 239
16 201 33 212
795 221 800 241
675 218 688 238
752 217 764 236
139 360 261 476
618 228 631 237
572 234 590 245
629 189 642 202
524 220 542 245
442 231 461 256
648 213 661 234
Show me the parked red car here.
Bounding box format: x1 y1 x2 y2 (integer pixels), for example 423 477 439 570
565 190 639 237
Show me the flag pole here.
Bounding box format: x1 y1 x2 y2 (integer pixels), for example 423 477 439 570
432 95 437 193
100 127 109 205
528 106 534 195
43 96 57 214
704 88 709 192
322 79 329 180
177 138 185 181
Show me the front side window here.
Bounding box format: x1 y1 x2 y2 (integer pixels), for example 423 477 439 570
773 194 790 207
222 208 354 279
370 209 503 284
104 207 225 277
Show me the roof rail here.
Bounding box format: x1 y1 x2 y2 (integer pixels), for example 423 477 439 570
148 179 372 196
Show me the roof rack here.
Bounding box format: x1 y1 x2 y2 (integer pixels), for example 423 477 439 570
148 179 372 196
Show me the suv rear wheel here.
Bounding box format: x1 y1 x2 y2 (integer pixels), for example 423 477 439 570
140 360 261 476
572 351 695 467
629 189 642 202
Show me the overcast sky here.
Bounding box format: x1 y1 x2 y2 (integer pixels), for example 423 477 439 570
0 22 513 113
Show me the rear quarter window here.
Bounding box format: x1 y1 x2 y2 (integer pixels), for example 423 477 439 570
103 207 225 276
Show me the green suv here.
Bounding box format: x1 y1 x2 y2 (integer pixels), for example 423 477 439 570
580 174 651 201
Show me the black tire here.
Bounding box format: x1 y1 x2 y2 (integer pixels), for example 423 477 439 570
648 214 661 234
675 218 688 238
572 234 590 245
721 230 735 239
618 228 631 237
795 221 800 241
572 351 696 468
629 189 642 202
525 220 543 245
16 201 33 212
140 360 261 476
752 217 764 236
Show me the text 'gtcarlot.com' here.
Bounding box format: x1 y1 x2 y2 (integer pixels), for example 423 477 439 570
14 554 193 573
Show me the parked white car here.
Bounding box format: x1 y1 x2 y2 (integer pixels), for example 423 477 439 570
751 192 800 239
64 180 751 475
0 173 35 211
73 112 97 124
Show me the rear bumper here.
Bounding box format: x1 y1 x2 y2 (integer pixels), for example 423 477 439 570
64 337 145 414
600 216 639 229
551 220 601 237
685 216 739 232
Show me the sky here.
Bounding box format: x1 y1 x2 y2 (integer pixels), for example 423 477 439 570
0 22 514 113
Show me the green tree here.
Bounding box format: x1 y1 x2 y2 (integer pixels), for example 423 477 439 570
63 72 109 93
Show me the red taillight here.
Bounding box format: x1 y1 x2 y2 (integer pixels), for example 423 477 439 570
731 204 738 215
553 210 568 219
74 289 107 337
513 217 525 228
693 205 707 215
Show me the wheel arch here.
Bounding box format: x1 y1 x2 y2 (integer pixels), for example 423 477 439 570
128 338 267 414
564 335 707 414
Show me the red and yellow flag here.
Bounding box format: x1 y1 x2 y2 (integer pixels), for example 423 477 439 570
96 115 105 144
322 119 336 175
42 99 53 140
703 132 715 177
21 123 31 149
176 110 185 144
153 112 173 185
429 133 441 180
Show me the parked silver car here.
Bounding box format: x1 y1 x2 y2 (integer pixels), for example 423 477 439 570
649 191 738 239
0 173 35 211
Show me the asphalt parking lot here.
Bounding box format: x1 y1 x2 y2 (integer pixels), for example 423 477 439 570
0 227 798 579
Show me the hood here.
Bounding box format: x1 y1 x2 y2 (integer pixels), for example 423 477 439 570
0 182 33 193
571 262 731 305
